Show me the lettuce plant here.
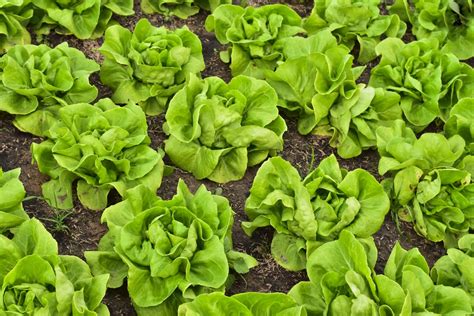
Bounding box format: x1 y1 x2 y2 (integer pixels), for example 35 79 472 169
100 18 205 115
369 38 474 130
142 0 230 19
313 85 402 158
431 234 474 309
205 4 305 78
0 219 110 315
445 98 474 156
31 99 164 211
377 120 473 246
243 155 389 271
0 168 28 234
376 120 466 176
178 292 306 315
289 230 473 315
375 241 472 315
304 0 406 63
0 43 100 137
164 74 286 183
264 33 365 135
0 0 32 52
390 0 474 59
85 181 257 315
289 230 379 314
31 0 134 39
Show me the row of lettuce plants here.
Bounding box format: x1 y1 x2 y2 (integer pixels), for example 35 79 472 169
1 168 472 314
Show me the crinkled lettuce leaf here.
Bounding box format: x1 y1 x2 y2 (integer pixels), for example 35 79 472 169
445 97 474 156
0 168 28 234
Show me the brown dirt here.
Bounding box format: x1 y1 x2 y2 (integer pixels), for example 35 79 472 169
0 1 461 315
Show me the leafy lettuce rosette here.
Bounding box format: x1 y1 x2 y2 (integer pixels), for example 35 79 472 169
289 230 379 314
164 74 286 183
377 120 473 246
178 292 306 315
205 4 305 78
0 219 110 315
289 230 473 315
431 234 474 308
445 98 474 156
100 18 205 115
390 0 474 59
30 0 134 39
0 0 32 52
304 0 406 63
369 38 474 130
243 155 389 271
0 43 100 137
313 85 402 158
0 168 28 234
264 33 365 135
142 0 230 19
85 181 257 315
31 99 164 211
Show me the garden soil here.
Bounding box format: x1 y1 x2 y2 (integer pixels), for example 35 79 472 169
3 1 471 314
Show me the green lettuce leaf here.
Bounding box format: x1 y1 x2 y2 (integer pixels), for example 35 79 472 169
164 74 286 183
0 167 28 234
85 181 256 315
31 99 164 210
100 18 205 115
0 219 110 315
445 98 474 156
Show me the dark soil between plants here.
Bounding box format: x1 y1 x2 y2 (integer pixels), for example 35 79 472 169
1 1 463 315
